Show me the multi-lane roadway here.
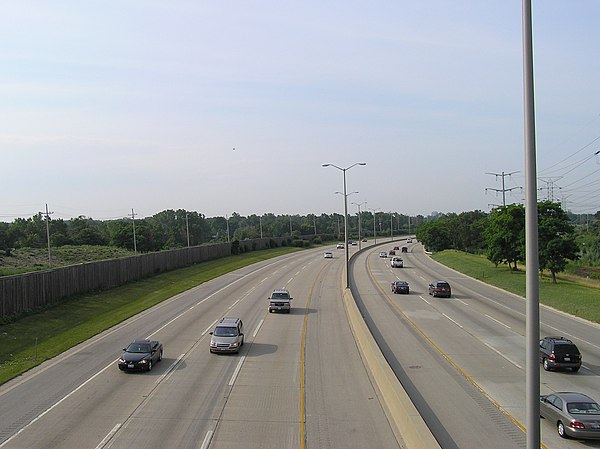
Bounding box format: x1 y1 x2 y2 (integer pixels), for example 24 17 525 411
1 240 599 449
0 247 399 449
352 240 600 449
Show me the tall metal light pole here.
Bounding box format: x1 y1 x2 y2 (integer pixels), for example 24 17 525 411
523 1 540 448
369 208 381 245
322 162 366 289
352 201 367 250
390 212 393 241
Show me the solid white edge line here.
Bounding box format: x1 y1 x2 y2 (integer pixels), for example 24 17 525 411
95 423 122 449
228 356 246 386
253 319 264 338
200 430 214 449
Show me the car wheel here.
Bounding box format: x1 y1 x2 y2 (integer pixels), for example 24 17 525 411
543 358 551 371
158 350 163 362
572 366 580 373
557 421 569 438
148 361 153 372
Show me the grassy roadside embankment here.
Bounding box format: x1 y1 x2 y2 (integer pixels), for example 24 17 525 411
0 247 300 385
431 249 600 324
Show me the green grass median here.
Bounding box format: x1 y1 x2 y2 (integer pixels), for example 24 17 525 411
431 249 600 324
0 247 300 385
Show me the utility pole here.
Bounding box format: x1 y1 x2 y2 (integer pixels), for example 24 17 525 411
129 208 137 253
185 214 190 247
313 215 317 236
226 214 231 243
485 171 521 206
41 204 54 267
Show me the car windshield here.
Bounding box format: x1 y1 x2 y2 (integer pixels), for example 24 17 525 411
567 402 600 415
271 292 289 299
437 283 450 289
126 343 151 353
214 326 238 337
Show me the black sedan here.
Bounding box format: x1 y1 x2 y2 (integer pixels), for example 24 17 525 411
118 339 163 372
391 280 409 294
540 392 600 439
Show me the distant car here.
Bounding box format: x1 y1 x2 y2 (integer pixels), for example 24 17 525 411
428 281 451 298
351 241 358 246
210 317 244 353
407 237 413 243
379 251 387 258
393 246 400 250
362 238 367 242
324 251 333 259
539 336 582 372
389 249 396 255
348 240 353 245
540 392 600 439
118 339 163 372
391 257 404 268
391 280 409 294
401 246 408 253
336 243 344 249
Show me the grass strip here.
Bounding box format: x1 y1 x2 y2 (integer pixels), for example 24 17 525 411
0 247 300 385
431 250 600 324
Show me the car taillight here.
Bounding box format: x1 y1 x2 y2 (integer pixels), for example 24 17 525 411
549 353 555 360
570 421 586 429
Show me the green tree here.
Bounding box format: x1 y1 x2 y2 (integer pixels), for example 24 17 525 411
537 201 579 283
484 205 525 270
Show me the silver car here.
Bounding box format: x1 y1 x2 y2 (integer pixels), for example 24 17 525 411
209 317 244 354
540 392 600 439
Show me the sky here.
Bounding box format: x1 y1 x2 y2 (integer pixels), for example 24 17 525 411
2 1 599 222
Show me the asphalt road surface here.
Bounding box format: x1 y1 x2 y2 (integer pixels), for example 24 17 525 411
350 240 600 449
0 246 399 449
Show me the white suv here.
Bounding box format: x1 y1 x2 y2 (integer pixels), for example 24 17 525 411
268 288 293 313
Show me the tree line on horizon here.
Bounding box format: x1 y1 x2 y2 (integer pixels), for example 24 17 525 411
0 209 424 255
416 201 600 282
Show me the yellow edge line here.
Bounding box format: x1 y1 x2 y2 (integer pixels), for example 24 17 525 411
366 255 548 449
300 262 329 449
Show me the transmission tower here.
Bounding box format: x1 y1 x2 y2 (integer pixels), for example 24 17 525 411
485 171 521 206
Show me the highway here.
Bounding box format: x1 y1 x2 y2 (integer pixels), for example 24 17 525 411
0 247 399 449
1 241 599 449
351 240 600 449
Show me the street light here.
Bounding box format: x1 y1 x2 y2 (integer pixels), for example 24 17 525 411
352 201 367 250
322 162 366 289
369 208 381 245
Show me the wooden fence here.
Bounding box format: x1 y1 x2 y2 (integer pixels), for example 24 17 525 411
0 238 283 319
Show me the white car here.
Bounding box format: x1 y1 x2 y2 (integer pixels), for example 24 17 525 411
336 243 344 249
391 257 404 268
324 252 333 259
379 251 387 258
407 237 413 243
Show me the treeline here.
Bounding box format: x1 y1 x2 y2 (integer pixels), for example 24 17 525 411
416 202 600 282
0 209 424 255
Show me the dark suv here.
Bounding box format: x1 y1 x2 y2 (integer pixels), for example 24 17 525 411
428 281 451 298
539 336 582 372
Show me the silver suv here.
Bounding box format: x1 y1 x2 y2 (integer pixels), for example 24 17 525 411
209 317 244 353
268 288 293 313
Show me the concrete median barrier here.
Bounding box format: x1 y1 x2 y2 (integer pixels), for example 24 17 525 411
342 287 441 449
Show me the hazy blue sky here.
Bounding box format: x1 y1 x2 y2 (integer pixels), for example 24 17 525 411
2 1 599 221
